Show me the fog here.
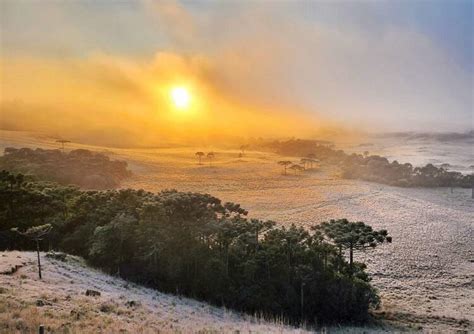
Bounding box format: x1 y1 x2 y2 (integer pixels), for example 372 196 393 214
1 1 472 147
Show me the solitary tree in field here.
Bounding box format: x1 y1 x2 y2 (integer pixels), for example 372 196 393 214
56 139 71 150
207 152 215 166
312 219 391 273
278 161 292 175
290 164 305 175
195 152 205 164
11 224 53 279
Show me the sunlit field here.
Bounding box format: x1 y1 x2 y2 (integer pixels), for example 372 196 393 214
1 129 472 332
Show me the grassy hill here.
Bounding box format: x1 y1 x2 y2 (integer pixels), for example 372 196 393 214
0 251 317 333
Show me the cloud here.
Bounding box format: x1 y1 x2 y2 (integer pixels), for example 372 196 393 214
1 52 328 146
144 0 196 47
1 0 471 148
144 1 472 132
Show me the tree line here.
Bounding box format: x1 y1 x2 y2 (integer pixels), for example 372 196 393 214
341 154 473 188
0 170 391 325
0 147 131 189
263 139 473 188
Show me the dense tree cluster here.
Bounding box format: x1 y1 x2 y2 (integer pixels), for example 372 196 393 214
0 171 387 325
263 139 473 188
263 139 341 161
341 154 473 188
0 147 131 189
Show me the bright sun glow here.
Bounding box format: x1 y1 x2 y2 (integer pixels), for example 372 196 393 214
170 87 190 109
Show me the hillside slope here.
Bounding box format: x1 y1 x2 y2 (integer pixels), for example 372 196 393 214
1 251 313 333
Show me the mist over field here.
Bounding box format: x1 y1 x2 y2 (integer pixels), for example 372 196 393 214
1 1 472 147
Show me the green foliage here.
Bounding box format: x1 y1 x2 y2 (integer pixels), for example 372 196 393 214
12 223 52 240
263 139 473 188
0 147 131 189
0 170 389 325
313 219 392 272
342 156 473 188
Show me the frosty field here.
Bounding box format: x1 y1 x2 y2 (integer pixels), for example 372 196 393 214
116 147 474 332
1 130 473 332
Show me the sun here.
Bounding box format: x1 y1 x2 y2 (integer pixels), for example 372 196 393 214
170 87 191 109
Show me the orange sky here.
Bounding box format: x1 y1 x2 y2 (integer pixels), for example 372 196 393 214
1 1 471 147
1 52 335 146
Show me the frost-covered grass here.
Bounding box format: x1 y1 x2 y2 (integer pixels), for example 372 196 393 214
1 129 473 332
0 252 400 333
1 251 315 333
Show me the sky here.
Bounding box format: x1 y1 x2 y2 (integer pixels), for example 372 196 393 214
0 0 473 145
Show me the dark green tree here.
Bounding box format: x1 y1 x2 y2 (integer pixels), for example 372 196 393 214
313 219 392 273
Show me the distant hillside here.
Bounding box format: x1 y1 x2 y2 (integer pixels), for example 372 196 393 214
0 251 313 333
0 147 131 189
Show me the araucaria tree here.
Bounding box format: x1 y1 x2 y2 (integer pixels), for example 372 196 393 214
290 164 304 175
313 219 392 273
195 151 205 164
12 224 52 279
278 161 292 175
207 152 215 166
56 139 71 150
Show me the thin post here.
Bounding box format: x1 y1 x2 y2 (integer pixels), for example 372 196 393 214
36 239 42 279
39 325 45 334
